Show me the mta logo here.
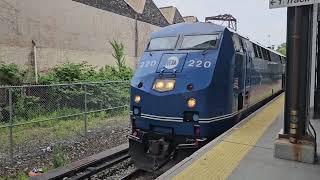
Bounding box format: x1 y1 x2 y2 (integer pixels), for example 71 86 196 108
165 56 180 70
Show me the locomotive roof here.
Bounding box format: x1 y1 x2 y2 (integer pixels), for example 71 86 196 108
150 22 226 38
150 22 285 58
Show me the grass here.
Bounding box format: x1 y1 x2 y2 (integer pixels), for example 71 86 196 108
15 171 28 180
0 171 29 180
0 108 129 154
0 108 129 179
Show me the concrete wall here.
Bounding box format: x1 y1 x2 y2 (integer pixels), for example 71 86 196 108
125 0 146 14
0 0 160 73
183 16 199 23
74 0 169 27
159 6 185 24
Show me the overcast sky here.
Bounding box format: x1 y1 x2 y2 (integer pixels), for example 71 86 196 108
153 0 287 47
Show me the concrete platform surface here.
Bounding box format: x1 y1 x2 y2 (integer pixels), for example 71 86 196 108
158 95 320 180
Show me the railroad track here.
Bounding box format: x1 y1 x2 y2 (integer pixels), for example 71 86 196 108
31 144 130 180
31 93 283 180
120 169 146 180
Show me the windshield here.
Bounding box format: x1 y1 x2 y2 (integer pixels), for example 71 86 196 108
181 34 220 49
147 37 178 51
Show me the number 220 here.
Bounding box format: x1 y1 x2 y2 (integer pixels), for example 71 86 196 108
187 60 211 68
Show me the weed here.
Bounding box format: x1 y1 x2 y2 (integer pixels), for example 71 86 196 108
52 146 69 168
16 171 28 180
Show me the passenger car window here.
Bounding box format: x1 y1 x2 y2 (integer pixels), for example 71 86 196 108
257 46 263 59
232 34 243 53
181 34 219 49
253 44 259 58
262 48 268 60
267 51 271 61
147 37 178 51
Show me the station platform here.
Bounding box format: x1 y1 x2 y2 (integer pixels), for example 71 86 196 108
158 94 320 180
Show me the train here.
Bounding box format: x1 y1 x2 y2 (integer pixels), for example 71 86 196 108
128 22 286 171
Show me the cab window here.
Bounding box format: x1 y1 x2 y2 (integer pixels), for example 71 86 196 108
181 34 220 49
147 37 178 51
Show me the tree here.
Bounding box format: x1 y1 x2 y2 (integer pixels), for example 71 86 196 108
277 43 286 56
110 40 126 70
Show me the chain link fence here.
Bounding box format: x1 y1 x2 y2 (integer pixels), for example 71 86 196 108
0 81 130 164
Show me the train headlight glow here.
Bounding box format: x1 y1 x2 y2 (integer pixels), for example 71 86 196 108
155 81 165 89
187 98 197 108
166 81 175 89
134 95 141 103
153 79 176 92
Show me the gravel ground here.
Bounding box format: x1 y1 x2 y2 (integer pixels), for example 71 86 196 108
0 116 131 178
96 159 160 180
95 159 135 180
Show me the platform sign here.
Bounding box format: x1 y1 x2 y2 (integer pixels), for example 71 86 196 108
270 0 320 9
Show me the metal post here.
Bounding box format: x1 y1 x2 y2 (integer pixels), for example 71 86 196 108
284 5 313 142
310 4 318 119
32 40 38 84
315 6 320 118
8 88 14 164
275 4 316 164
135 14 138 58
84 84 88 136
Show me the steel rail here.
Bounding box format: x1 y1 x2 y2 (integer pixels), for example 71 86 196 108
31 143 130 180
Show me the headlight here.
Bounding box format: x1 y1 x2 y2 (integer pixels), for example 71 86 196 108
153 79 176 92
166 81 175 89
187 98 197 108
155 81 165 89
134 95 141 103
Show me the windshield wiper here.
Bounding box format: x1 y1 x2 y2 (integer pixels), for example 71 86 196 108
202 46 211 55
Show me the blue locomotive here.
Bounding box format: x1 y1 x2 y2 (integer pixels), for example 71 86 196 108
129 22 285 171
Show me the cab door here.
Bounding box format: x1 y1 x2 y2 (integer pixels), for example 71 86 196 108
232 34 246 111
242 39 252 107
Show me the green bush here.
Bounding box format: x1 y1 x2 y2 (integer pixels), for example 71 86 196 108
39 62 96 84
39 62 133 84
0 63 25 85
12 90 41 120
1 40 132 124
1 40 133 85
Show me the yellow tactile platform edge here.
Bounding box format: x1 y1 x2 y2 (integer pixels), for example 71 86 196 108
174 95 284 180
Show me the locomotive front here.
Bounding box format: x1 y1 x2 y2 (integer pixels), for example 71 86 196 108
129 23 226 171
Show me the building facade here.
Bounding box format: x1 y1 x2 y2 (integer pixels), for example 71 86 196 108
0 0 165 74
0 0 198 78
